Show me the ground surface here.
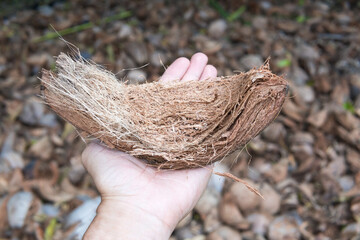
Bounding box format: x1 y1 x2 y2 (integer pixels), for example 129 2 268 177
0 0 360 239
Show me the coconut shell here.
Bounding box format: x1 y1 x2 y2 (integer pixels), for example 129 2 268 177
40 53 288 170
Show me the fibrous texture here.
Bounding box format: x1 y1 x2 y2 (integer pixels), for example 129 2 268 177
41 53 288 170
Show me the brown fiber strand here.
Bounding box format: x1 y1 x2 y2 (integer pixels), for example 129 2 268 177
40 53 288 170
213 171 264 199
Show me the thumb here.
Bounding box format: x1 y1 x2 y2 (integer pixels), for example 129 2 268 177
81 142 111 178
81 142 151 178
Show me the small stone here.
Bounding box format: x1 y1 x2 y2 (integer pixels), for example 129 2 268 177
315 2 330 12
248 137 267 154
350 74 360 99
126 70 147 84
282 100 304 122
288 66 309 86
20 98 58 127
0 64 7 76
20 100 43 125
198 8 217 20
28 136 53 160
147 33 162 47
202 40 223 55
116 52 136 76
219 193 247 229
204 208 221 233
263 158 288 183
335 58 360 75
336 13 351 25
66 197 101 240
50 134 63 146
209 19 227 39
7 191 33 228
290 132 314 145
307 109 329 128
295 43 320 60
256 29 267 42
176 212 193 229
260 1 272 10
27 53 51 66
335 111 360 131
262 122 286 142
331 82 350 105
346 148 360 172
195 189 220 217
356 96 360 114
341 223 360 239
124 42 148 64
252 16 268 29
194 35 223 55
68 156 86 184
39 113 58 127
277 179 298 191
240 55 263 71
118 24 132 39
291 144 314 160
0 132 24 172
229 180 260 212
295 86 315 104
240 231 260 240
150 51 168 67
302 60 317 77
297 181 310 195
208 163 228 194
277 21 298 33
0 151 24 172
0 177 8 195
313 234 331 240
38 5 54 17
260 184 281 214
176 227 195 239
268 215 300 240
282 193 299 208
176 221 203 239
188 236 206 240
247 166 262 182
337 176 354 192
351 200 360 223
184 8 194 20
315 75 332 93
253 158 272 175
41 204 60 217
323 148 346 178
246 213 270 236
335 126 360 149
207 226 242 240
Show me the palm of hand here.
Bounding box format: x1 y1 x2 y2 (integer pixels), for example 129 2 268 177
81 53 217 231
82 143 211 229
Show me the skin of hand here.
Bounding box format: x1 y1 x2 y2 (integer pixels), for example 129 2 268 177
82 53 217 240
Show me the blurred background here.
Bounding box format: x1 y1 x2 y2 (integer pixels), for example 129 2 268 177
0 0 360 239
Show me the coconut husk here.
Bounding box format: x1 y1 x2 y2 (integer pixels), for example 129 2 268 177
40 53 288 170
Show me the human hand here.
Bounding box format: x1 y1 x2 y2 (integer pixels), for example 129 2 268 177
82 53 217 240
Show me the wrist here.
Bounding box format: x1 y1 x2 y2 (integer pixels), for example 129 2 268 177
84 198 174 240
